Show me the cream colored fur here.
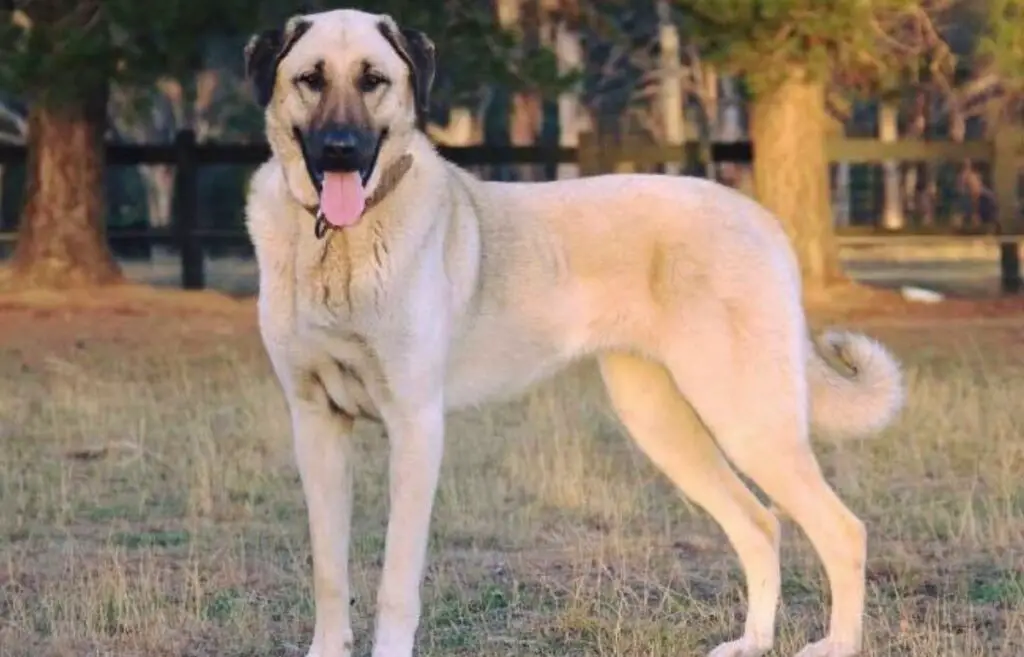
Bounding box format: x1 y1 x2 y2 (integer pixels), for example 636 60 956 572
245 9 905 657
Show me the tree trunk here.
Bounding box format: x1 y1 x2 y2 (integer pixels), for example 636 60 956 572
555 16 583 180
140 164 176 229
139 163 176 261
717 74 754 196
832 162 852 226
827 110 851 227
699 64 720 180
10 92 122 288
497 0 542 182
656 0 685 175
750 70 844 291
879 99 904 230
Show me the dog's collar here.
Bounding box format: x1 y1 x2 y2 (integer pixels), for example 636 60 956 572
309 153 415 240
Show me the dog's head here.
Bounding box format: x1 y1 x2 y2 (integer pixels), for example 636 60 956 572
244 10 435 228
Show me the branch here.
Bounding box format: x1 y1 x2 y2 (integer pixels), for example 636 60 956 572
954 71 1006 107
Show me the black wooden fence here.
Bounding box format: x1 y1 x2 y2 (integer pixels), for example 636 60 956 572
1 127 1022 291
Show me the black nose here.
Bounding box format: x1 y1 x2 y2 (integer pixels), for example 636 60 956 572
318 128 370 172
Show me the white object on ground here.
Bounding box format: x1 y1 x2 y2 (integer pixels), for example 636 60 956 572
900 285 945 304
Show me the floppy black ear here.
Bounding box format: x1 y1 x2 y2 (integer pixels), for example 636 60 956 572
244 18 313 108
244 29 284 108
399 28 437 125
378 22 437 130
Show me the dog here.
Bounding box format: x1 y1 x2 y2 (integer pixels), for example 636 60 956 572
243 9 904 657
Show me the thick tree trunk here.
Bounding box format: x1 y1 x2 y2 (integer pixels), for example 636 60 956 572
750 70 844 291
10 92 122 288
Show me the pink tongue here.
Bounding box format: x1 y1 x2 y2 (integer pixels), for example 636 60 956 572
320 172 366 227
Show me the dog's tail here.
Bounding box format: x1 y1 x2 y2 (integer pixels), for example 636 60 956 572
807 329 905 440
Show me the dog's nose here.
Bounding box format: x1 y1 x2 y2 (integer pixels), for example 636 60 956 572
319 128 368 172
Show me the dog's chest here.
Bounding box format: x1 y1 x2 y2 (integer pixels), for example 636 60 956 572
306 331 387 421
292 228 389 327
281 232 398 420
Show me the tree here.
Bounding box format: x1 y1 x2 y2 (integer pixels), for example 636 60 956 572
0 0 571 289
0 0 259 289
675 0 966 293
1 3 120 287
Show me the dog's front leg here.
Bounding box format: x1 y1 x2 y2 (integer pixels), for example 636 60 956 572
291 397 356 657
371 401 445 657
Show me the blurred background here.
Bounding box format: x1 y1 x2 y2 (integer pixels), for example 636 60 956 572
0 0 1022 298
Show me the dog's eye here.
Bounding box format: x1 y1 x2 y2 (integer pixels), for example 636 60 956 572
296 69 326 92
358 71 388 94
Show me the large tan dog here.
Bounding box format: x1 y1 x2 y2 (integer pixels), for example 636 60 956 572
243 9 904 657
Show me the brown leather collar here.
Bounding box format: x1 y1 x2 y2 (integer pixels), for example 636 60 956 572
313 154 414 239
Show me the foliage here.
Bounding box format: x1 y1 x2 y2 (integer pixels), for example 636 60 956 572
0 0 261 108
979 0 1024 87
671 0 959 96
330 0 579 107
0 0 577 123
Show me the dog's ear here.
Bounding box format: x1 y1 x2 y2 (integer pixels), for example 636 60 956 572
399 27 437 122
244 17 313 108
377 21 437 129
245 29 284 108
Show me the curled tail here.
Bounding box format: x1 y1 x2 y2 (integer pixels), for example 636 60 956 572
807 329 905 440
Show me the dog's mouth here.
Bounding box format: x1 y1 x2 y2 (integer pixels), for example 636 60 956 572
294 126 388 230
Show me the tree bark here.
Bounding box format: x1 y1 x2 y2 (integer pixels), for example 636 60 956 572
750 69 844 291
9 89 122 288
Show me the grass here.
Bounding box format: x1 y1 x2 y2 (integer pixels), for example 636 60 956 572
1 297 1023 656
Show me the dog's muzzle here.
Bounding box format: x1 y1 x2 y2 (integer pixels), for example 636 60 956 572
313 127 377 176
294 124 387 236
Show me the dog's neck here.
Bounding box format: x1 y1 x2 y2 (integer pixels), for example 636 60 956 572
365 153 414 213
310 153 415 238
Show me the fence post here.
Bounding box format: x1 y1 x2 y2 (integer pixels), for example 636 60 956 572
174 129 204 290
578 132 599 177
993 126 1022 293
598 132 620 173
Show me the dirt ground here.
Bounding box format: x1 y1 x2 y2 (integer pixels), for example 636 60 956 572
1 283 1022 656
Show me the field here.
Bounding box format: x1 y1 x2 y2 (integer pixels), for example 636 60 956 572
1 286 1023 657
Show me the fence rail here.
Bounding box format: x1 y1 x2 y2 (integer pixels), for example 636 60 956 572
1 127 1022 290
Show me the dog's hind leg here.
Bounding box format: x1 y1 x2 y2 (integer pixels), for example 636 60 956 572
599 352 781 657
659 323 867 657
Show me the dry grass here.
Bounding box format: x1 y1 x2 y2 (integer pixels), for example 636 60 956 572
1 297 1023 657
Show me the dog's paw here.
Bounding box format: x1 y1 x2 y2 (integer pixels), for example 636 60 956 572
792 637 859 657
707 635 772 657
